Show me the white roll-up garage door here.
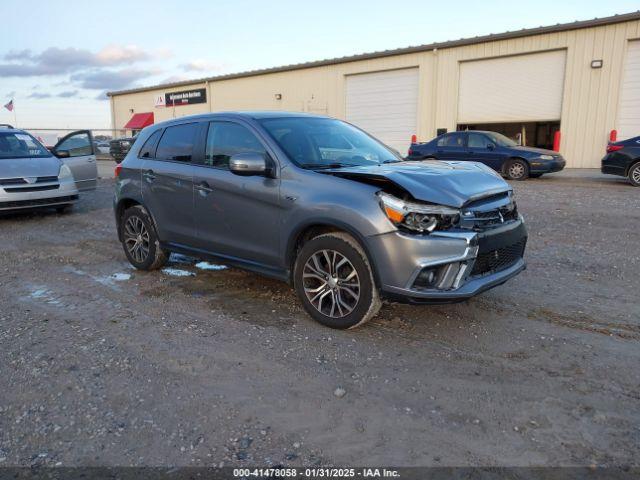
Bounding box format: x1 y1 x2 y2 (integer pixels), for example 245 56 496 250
345 68 418 153
458 50 567 124
616 41 640 140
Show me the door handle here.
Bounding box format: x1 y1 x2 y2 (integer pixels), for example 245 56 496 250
143 170 156 182
195 181 213 194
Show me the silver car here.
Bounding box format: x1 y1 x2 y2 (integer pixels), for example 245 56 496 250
0 127 97 213
114 112 527 329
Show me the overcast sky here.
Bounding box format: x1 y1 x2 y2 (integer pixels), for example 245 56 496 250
0 0 638 130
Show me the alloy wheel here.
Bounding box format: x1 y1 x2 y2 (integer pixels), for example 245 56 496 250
123 215 150 263
508 162 526 179
302 249 360 318
632 166 640 184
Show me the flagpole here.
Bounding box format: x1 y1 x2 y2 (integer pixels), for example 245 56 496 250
13 105 17 128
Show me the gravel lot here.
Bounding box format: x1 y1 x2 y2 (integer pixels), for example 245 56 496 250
0 174 638 467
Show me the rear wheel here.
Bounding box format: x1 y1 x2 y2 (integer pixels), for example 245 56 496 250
120 205 168 270
628 163 640 187
505 159 529 180
293 232 381 329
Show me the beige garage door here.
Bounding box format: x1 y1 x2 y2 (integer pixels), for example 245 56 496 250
345 68 419 154
458 50 567 124
617 40 640 140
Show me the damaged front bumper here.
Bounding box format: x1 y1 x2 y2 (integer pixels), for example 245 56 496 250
367 218 527 304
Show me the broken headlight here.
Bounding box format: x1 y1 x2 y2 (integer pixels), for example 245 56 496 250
378 192 460 233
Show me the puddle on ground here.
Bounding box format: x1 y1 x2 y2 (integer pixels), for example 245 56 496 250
26 287 64 307
195 261 227 271
109 273 131 281
64 266 133 289
162 268 195 277
169 253 195 264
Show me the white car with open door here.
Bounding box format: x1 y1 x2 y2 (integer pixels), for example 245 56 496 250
0 126 96 214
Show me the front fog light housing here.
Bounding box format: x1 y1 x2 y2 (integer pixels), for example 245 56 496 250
378 192 459 233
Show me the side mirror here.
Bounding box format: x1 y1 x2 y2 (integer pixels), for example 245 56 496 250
487 143 496 151
229 152 269 177
55 150 70 158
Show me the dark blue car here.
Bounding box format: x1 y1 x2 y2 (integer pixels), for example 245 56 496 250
601 135 640 187
407 131 566 180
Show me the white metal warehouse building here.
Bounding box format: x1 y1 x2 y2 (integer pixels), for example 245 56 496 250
108 11 640 168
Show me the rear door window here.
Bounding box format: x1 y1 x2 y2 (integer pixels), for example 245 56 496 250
201 121 266 169
437 132 466 148
155 123 198 162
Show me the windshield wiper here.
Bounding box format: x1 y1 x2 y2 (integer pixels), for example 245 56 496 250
299 162 359 170
382 159 402 163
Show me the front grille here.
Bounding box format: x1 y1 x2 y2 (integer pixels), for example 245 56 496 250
471 239 526 276
462 203 519 230
0 195 78 210
0 176 59 186
5 184 59 193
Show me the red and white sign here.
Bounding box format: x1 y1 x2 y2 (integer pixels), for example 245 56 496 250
154 95 166 108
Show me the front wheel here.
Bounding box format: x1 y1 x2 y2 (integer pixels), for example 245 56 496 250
628 163 640 187
294 232 381 329
505 159 529 180
120 205 168 270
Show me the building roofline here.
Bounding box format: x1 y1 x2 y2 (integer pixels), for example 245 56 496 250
107 10 640 97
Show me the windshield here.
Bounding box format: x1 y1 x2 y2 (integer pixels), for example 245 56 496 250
484 132 518 147
258 117 402 168
0 131 51 159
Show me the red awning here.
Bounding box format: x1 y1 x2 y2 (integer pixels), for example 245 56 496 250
124 112 154 129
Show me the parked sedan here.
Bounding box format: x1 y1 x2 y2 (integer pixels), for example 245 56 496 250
601 135 640 186
407 130 566 180
0 127 96 213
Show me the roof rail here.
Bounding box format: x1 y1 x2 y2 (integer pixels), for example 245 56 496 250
0 124 15 129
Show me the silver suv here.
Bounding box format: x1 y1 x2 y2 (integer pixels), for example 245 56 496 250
114 112 527 329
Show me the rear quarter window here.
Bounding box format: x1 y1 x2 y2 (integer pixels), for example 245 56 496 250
138 130 162 158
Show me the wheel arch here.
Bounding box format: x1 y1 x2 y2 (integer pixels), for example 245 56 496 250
286 220 381 288
501 156 530 175
624 158 640 176
115 197 159 242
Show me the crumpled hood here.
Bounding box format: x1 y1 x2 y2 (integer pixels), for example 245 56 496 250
0 156 62 179
323 160 511 208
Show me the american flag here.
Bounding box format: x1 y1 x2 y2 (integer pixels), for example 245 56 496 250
4 99 13 112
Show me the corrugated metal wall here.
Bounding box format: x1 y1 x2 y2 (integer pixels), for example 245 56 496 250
111 18 640 168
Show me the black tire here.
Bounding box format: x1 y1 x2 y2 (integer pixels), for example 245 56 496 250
505 158 529 180
293 232 381 329
120 205 168 270
56 204 73 214
628 163 640 187
529 173 543 178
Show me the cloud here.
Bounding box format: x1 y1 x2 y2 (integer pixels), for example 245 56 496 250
95 91 109 101
57 90 79 98
180 59 226 73
159 75 190 84
6 90 16 98
0 45 156 77
70 67 160 90
28 92 52 99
